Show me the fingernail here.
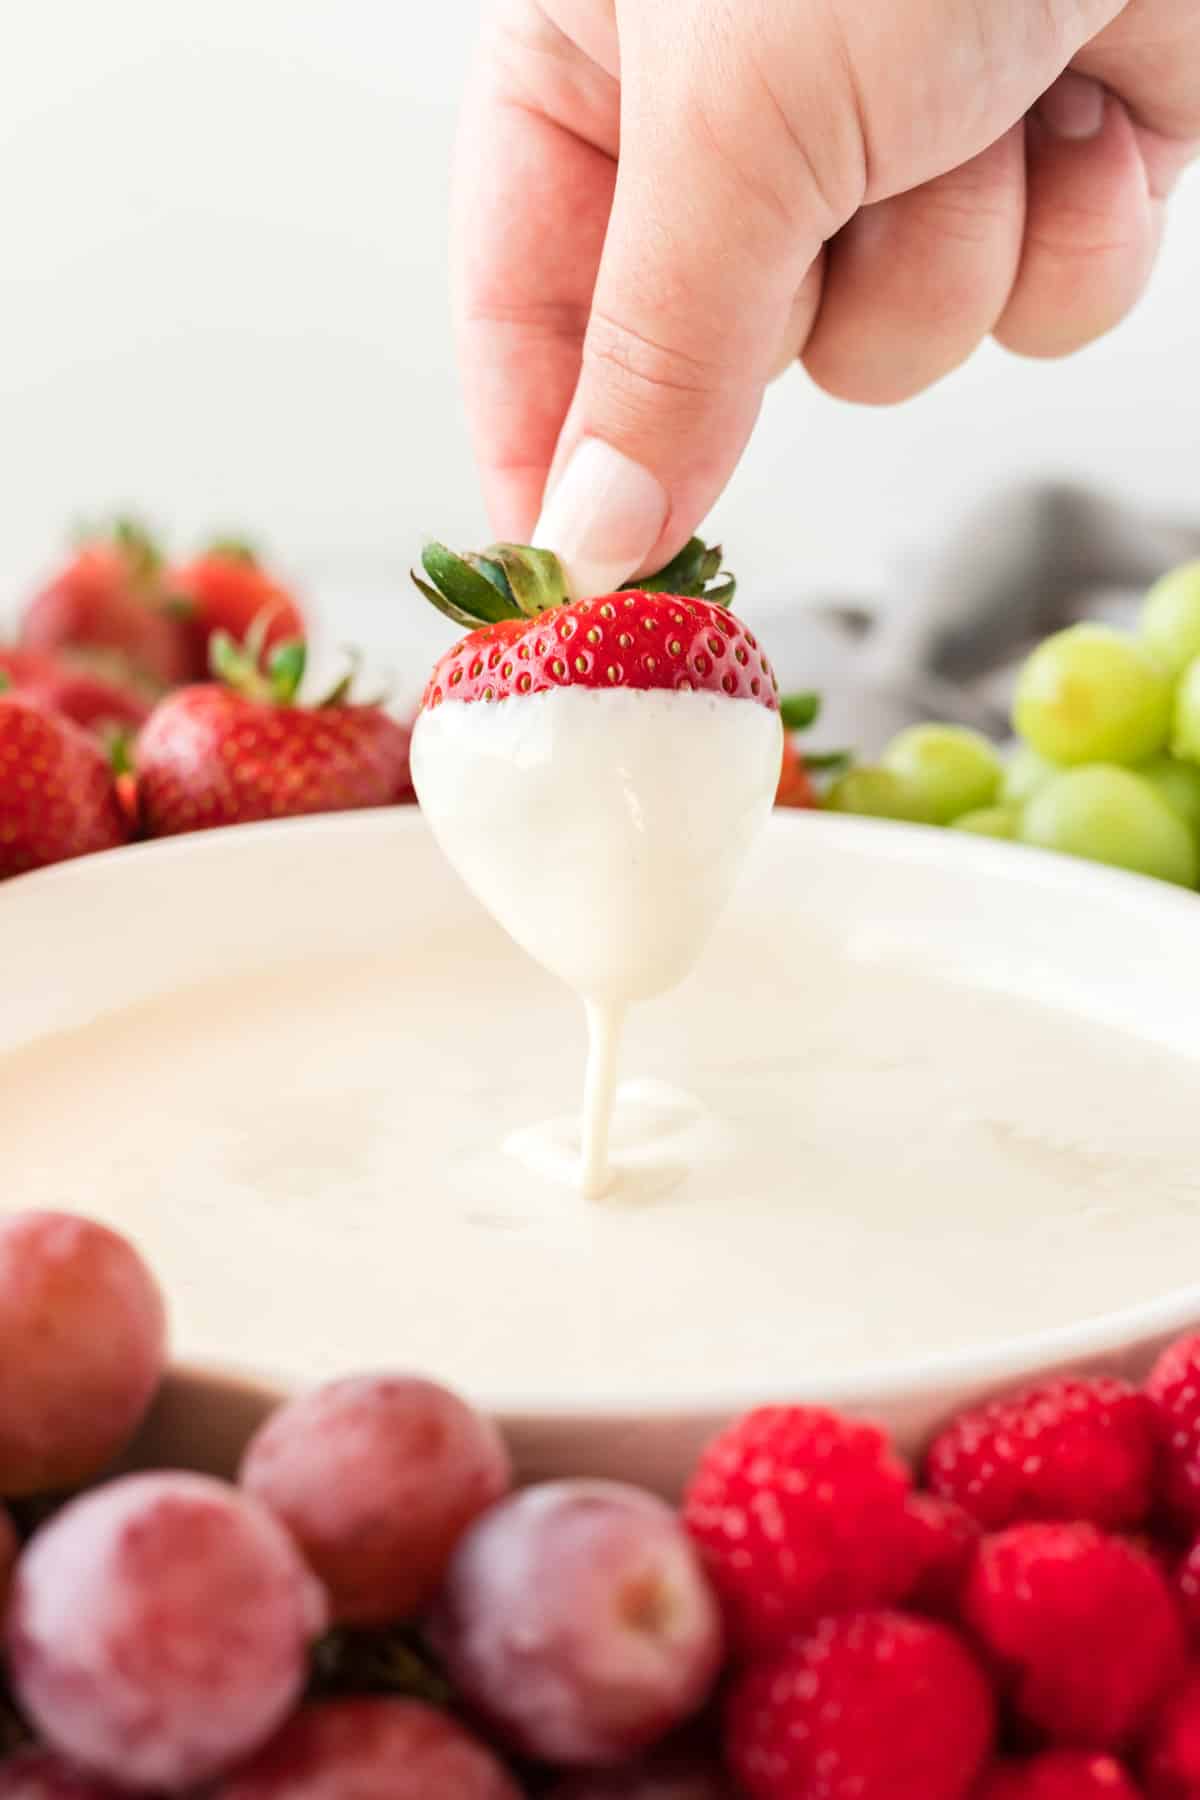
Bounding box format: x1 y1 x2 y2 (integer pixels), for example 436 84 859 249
533 438 669 600
1038 71 1106 140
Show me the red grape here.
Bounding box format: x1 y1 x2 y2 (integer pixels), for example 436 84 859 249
7 1471 328 1791
429 1480 723 1766
547 1744 733 1796
0 1212 166 1494
212 1698 522 1799
0 1748 130 1797
0 1507 18 1613
239 1375 511 1625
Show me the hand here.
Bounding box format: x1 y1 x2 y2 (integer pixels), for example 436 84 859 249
452 0 1199 598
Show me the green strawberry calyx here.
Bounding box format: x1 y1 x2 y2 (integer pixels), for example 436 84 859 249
69 515 164 585
203 536 260 567
209 618 381 711
411 535 735 631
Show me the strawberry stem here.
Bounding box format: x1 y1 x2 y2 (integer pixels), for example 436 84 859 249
205 536 259 566
0 671 9 696
267 640 307 705
210 629 272 701
412 534 735 629
106 727 135 776
803 748 853 774
68 514 163 582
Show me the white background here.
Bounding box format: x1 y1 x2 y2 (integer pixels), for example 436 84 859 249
2 0 1198 648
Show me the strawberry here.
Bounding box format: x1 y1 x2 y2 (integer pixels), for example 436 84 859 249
0 648 59 688
19 520 190 691
409 535 788 1018
0 649 151 740
168 540 306 681
775 731 816 807
412 535 774 710
0 691 129 878
136 634 411 838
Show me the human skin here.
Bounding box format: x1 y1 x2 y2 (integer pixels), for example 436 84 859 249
452 0 1200 597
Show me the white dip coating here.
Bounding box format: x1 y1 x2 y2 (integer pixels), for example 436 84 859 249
411 686 782 1194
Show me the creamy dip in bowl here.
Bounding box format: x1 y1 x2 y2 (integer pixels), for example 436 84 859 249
3 810 1198 1491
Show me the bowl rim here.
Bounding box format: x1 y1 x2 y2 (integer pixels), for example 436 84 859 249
7 805 1200 1422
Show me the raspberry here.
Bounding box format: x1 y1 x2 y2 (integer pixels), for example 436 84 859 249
725 1609 994 1800
963 1523 1184 1747
1143 1666 1200 1799
1147 1334 1200 1532
903 1492 980 1615
925 1377 1155 1532
682 1406 912 1656
1176 1541 1200 1643
974 1751 1143 1798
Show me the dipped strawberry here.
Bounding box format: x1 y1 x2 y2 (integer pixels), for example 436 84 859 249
409 535 783 1196
168 540 306 681
137 633 411 838
19 520 190 692
410 536 781 1003
0 689 129 878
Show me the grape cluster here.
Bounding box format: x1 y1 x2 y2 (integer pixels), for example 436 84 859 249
826 558 1200 888
0 1210 724 1795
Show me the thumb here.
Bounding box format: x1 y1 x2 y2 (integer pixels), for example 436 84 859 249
533 47 835 597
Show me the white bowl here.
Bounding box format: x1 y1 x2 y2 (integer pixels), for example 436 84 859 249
4 810 1200 1493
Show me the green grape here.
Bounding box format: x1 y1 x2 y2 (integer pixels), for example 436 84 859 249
880 724 1001 825
1172 658 1200 765
824 766 932 823
1012 624 1171 766
1020 765 1197 887
1140 561 1200 678
951 806 1018 839
1001 745 1059 808
1137 754 1200 840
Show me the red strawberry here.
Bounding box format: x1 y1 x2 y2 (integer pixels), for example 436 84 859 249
0 647 150 741
962 1522 1184 1749
413 536 775 710
925 1376 1157 1532
0 648 59 688
0 693 129 877
725 1610 994 1800
975 1751 1143 1799
775 731 816 807
169 540 306 681
136 635 411 837
1147 1333 1200 1533
20 521 190 691
682 1405 913 1658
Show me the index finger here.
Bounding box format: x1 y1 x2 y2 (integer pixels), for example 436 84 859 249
451 10 619 541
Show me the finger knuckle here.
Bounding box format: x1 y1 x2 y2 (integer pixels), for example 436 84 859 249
582 309 730 412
